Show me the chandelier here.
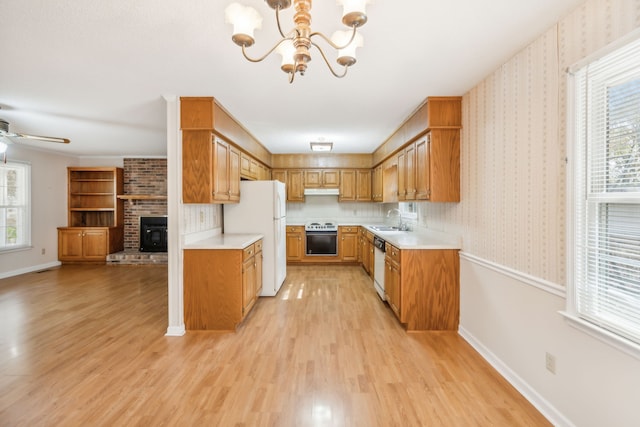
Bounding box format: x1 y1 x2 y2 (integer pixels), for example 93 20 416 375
225 0 369 83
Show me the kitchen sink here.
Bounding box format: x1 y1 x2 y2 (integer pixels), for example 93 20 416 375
370 225 401 231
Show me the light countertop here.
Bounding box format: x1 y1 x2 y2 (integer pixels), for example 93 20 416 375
362 225 461 250
286 221 461 250
183 233 263 250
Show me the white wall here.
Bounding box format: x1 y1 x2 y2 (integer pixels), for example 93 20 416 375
0 145 76 278
418 0 640 425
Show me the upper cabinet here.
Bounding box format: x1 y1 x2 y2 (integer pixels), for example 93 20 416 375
304 169 339 188
374 96 461 203
181 97 248 204
339 169 371 202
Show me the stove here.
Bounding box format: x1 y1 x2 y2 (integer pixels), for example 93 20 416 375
304 221 338 256
304 221 338 232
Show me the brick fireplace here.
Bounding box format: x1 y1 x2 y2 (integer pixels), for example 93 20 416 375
107 158 168 265
122 158 167 251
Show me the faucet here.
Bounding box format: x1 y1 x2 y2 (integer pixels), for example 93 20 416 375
386 208 407 230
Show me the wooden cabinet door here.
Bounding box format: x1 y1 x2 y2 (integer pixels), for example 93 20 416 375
58 229 84 261
356 169 372 201
415 135 430 200
429 129 460 202
372 165 383 202
255 248 263 297
322 170 340 187
385 258 401 318
397 150 406 201
405 142 416 200
82 229 108 260
287 170 305 202
367 240 375 279
228 146 241 202
212 138 230 201
242 256 256 315
339 227 358 262
360 234 370 274
304 170 322 188
286 230 303 261
272 169 286 184
339 170 356 201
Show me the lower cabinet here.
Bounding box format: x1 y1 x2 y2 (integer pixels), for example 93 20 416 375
339 226 358 262
286 226 304 261
57 227 123 262
184 239 263 330
384 244 460 331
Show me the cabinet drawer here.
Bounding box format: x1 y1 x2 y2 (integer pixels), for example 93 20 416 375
340 226 357 234
365 231 374 242
255 239 263 253
386 244 400 264
287 226 303 233
243 244 256 261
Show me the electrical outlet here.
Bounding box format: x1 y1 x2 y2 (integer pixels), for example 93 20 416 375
41 248 46 255
545 352 556 374
199 211 205 223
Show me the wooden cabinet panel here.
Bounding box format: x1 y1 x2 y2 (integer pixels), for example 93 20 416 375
404 143 416 200
415 135 430 200
339 226 358 262
272 169 286 184
82 229 108 260
255 245 263 297
229 146 241 202
212 139 230 201
372 165 383 202
242 256 257 314
286 226 303 261
287 170 305 202
58 229 84 260
322 170 340 187
304 170 322 188
397 150 406 201
384 246 460 331
339 170 356 201
356 169 372 201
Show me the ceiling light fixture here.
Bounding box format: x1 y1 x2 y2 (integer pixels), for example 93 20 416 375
225 0 369 84
310 142 333 152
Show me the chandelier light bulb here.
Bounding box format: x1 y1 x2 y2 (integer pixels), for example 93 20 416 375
276 39 296 73
225 3 263 46
338 0 369 27
332 30 363 66
0 140 7 154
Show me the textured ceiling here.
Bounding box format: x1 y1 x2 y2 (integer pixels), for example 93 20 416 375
0 0 584 157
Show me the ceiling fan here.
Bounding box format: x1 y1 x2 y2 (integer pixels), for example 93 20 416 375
0 118 70 162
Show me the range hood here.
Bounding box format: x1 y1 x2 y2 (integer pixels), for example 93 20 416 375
303 188 340 196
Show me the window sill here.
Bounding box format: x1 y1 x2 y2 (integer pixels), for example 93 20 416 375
560 311 640 361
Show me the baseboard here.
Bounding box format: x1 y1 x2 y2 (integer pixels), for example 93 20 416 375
165 325 185 336
458 326 575 427
0 261 62 280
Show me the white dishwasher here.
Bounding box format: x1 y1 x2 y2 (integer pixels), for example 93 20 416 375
373 235 386 300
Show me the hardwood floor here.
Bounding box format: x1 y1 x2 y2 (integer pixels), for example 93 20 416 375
0 264 550 426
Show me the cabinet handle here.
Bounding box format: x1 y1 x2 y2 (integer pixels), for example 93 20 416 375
392 251 397 256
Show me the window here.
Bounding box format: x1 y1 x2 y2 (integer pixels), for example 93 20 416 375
568 34 640 350
0 161 31 251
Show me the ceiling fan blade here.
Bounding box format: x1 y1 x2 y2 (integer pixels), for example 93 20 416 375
15 133 70 144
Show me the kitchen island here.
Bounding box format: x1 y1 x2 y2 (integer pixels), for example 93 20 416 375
183 233 264 330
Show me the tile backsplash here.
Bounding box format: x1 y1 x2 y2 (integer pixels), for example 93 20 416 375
286 196 387 224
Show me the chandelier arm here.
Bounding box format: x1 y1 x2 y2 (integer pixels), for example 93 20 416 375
309 25 357 50
241 38 292 63
275 7 289 39
311 42 349 78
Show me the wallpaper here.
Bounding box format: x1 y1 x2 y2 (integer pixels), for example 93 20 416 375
419 0 640 286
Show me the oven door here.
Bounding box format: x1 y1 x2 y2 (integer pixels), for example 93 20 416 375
305 231 338 256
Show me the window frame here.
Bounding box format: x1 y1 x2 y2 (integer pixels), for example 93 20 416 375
0 160 32 253
564 31 640 360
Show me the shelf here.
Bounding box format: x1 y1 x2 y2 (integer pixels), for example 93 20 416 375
117 194 167 205
71 192 114 196
70 208 115 212
70 179 115 182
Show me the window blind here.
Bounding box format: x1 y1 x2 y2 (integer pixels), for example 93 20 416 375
573 36 640 344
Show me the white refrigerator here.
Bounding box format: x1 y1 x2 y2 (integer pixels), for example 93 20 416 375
223 180 287 296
